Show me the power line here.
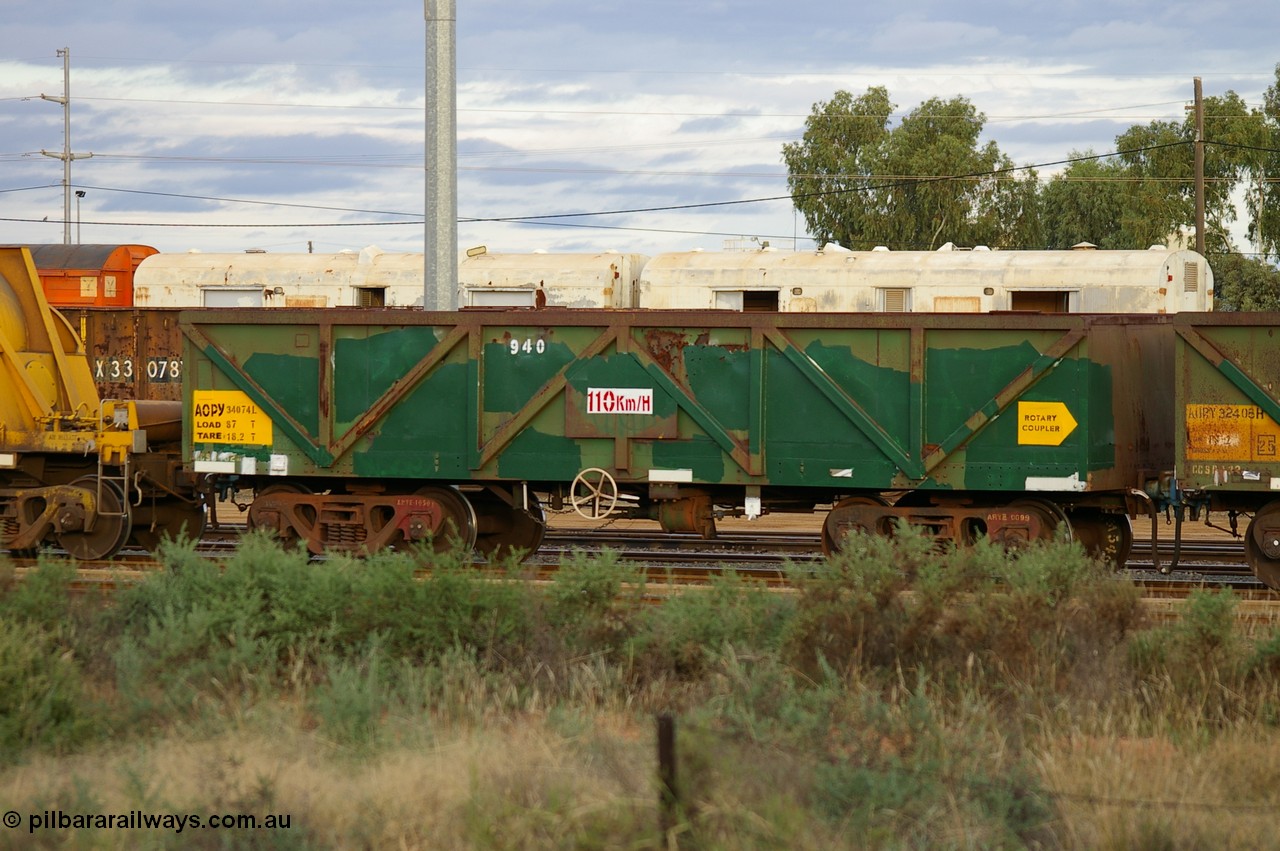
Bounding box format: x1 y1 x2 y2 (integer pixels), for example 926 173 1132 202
471 142 1193 224
63 94 1198 123
0 141 1206 234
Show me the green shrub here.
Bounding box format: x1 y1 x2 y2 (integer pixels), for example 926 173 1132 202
309 646 388 749
0 556 76 631
631 569 792 678
0 617 96 757
1128 588 1241 687
784 527 1141 698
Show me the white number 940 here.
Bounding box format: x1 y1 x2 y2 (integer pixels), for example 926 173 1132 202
508 338 546 355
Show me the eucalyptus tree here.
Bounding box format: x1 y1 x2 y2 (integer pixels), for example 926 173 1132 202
782 87 1040 251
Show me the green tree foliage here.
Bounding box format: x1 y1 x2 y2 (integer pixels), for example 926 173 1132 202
782 87 1041 251
1039 155 1128 248
1249 64 1280 257
1211 251 1280 311
783 80 1278 286
1037 92 1263 253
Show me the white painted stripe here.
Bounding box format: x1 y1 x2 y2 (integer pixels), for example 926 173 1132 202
1024 472 1085 492
193 460 237 474
648 468 693 483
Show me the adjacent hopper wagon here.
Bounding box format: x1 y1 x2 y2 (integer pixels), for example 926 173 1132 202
1174 312 1280 586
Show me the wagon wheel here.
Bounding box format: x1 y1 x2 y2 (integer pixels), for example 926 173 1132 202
1245 501 1280 591
821 494 889 556
1069 510 1133 570
1009 498 1073 544
415 486 478 553
56 476 132 561
570 468 618 520
473 492 547 563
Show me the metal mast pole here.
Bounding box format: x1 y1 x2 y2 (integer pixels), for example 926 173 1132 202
1193 77 1205 254
40 47 92 245
424 0 458 310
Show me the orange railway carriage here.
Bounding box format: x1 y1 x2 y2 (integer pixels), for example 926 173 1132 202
28 243 158 308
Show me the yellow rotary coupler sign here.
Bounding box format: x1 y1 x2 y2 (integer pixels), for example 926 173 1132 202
1016 401 1078 446
192 390 273 445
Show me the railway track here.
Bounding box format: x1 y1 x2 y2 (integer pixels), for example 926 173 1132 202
7 521 1276 597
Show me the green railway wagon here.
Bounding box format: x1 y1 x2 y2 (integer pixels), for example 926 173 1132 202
1174 312 1280 587
181 309 1175 562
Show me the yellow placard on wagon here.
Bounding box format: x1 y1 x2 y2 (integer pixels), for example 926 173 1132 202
1184 404 1280 462
1017 401 1077 446
192 390 273 445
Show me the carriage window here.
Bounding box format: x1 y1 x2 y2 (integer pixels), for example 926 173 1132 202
714 291 743 310
467 289 537 307
878 288 911 312
356 287 386 308
713 290 779 312
202 287 263 308
1010 291 1072 312
743 291 779 312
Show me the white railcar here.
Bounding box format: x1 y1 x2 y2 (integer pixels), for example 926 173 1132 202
133 246 427 308
636 245 1214 313
457 250 649 308
130 244 1214 314
132 246 651 310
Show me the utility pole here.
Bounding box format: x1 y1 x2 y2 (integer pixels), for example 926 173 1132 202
424 1 458 310
1190 77 1205 254
40 47 93 245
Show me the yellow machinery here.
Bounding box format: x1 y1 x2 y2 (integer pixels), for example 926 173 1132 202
0 246 199 559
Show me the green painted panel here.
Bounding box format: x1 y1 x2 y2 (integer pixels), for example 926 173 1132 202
333 326 447 426
495 428 584 480
241 352 320 440
683 346 752 431
958 358 1114 488
923 341 1041 443
483 336 577 415
564 353 677 415
762 348 904 486
800 339 912 441
1175 320 1280 493
651 434 728 483
351 362 471 478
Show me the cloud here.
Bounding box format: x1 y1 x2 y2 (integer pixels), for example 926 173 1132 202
0 0 1275 256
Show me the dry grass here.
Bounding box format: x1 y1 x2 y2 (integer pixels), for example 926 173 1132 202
1035 725 1280 849
0 709 659 850
6 533 1280 849
5 708 1280 850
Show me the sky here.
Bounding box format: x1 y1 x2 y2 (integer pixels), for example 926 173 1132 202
1 1 1277 258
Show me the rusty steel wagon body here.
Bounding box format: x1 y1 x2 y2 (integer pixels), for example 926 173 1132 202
180 308 1177 565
